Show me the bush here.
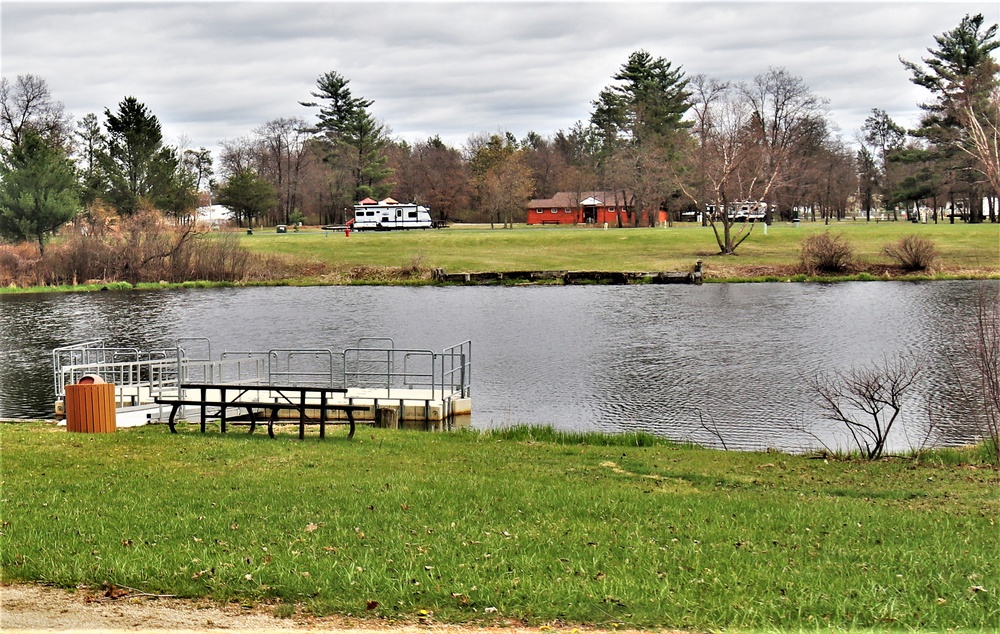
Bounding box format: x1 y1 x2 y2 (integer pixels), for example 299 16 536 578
0 243 44 286
883 234 937 271
0 211 297 288
799 231 854 274
809 354 921 459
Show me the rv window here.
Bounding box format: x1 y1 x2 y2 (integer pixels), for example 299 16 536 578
408 211 417 218
366 211 375 216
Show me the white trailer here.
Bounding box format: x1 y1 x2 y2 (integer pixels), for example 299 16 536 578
352 201 433 230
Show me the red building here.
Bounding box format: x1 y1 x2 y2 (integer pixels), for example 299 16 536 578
526 191 634 226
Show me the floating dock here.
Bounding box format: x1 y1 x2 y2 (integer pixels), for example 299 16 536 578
52 338 472 430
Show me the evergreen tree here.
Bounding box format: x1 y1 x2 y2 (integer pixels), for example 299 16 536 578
99 96 192 216
590 50 692 226
902 13 1000 222
215 168 275 229
0 128 80 254
861 108 907 217
591 50 691 144
302 71 393 202
75 113 106 206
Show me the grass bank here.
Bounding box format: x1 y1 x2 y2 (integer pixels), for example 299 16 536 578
242 221 999 277
1 221 997 293
2 423 997 630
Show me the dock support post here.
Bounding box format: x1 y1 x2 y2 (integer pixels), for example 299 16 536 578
376 407 398 429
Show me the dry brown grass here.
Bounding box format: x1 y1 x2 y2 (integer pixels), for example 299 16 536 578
0 211 303 288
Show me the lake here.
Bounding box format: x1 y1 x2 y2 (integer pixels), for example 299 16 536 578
1 280 994 452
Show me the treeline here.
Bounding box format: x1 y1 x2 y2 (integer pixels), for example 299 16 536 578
0 14 997 257
212 12 1000 249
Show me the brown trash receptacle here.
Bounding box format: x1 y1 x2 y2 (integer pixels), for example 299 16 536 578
65 382 117 433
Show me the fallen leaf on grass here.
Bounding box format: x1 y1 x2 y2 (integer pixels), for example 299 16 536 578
103 584 129 600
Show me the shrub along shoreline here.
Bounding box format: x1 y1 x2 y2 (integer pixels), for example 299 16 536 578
1 423 997 630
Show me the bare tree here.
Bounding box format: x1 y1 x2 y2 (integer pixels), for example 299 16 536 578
678 76 760 253
481 151 534 229
521 131 570 200
959 86 1000 194
254 117 311 225
218 135 263 177
740 67 831 219
606 140 673 227
810 355 921 459
392 136 471 222
0 74 73 149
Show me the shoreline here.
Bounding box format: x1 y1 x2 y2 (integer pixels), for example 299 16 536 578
2 268 998 295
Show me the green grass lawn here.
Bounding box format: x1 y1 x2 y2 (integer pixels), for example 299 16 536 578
2 423 997 630
239 221 1000 282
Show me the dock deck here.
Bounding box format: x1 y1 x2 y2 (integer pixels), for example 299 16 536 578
53 338 472 429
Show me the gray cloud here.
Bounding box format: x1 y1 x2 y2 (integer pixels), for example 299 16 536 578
3 1 996 156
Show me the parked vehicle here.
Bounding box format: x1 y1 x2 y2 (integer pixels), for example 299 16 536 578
705 201 768 222
353 199 433 230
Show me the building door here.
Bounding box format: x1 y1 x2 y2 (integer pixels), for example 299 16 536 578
584 206 597 223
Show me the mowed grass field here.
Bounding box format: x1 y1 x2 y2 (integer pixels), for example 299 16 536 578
2 423 998 630
240 221 1000 281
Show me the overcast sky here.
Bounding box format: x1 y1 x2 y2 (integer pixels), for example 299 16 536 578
3 1 998 160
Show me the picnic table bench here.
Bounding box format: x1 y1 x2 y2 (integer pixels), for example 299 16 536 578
154 384 370 439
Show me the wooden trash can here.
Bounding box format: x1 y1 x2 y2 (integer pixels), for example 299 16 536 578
65 382 117 433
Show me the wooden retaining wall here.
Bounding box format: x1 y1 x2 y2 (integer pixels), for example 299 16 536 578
431 261 703 285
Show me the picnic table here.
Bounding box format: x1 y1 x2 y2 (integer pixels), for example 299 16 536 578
154 384 370 439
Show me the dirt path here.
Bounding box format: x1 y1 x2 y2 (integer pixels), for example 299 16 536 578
1 583 669 633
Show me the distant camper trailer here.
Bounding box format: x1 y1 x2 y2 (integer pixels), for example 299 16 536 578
353 199 433 230
705 201 768 222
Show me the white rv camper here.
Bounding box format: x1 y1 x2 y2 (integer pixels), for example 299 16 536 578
352 199 433 230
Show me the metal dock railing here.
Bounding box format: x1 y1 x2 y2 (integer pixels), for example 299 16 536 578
53 338 472 426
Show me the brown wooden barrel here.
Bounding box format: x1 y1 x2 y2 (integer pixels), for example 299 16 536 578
65 383 117 433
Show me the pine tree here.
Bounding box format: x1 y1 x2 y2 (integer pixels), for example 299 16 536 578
302 71 393 202
215 168 275 229
99 96 192 217
0 128 80 254
902 14 1000 223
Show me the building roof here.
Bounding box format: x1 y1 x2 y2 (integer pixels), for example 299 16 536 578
526 191 630 209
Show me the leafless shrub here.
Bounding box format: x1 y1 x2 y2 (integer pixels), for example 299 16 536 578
799 231 854 274
0 243 43 286
970 289 1000 462
951 286 1000 463
883 235 937 271
697 409 729 451
809 354 921 459
2 211 286 287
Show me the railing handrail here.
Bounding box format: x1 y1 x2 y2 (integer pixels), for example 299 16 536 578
54 338 471 406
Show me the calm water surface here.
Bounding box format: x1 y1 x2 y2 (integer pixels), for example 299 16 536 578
0 281 993 452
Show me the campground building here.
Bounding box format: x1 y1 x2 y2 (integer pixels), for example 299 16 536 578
526 191 667 226
526 192 634 226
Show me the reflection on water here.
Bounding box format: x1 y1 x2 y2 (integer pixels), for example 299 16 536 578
1 281 995 452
